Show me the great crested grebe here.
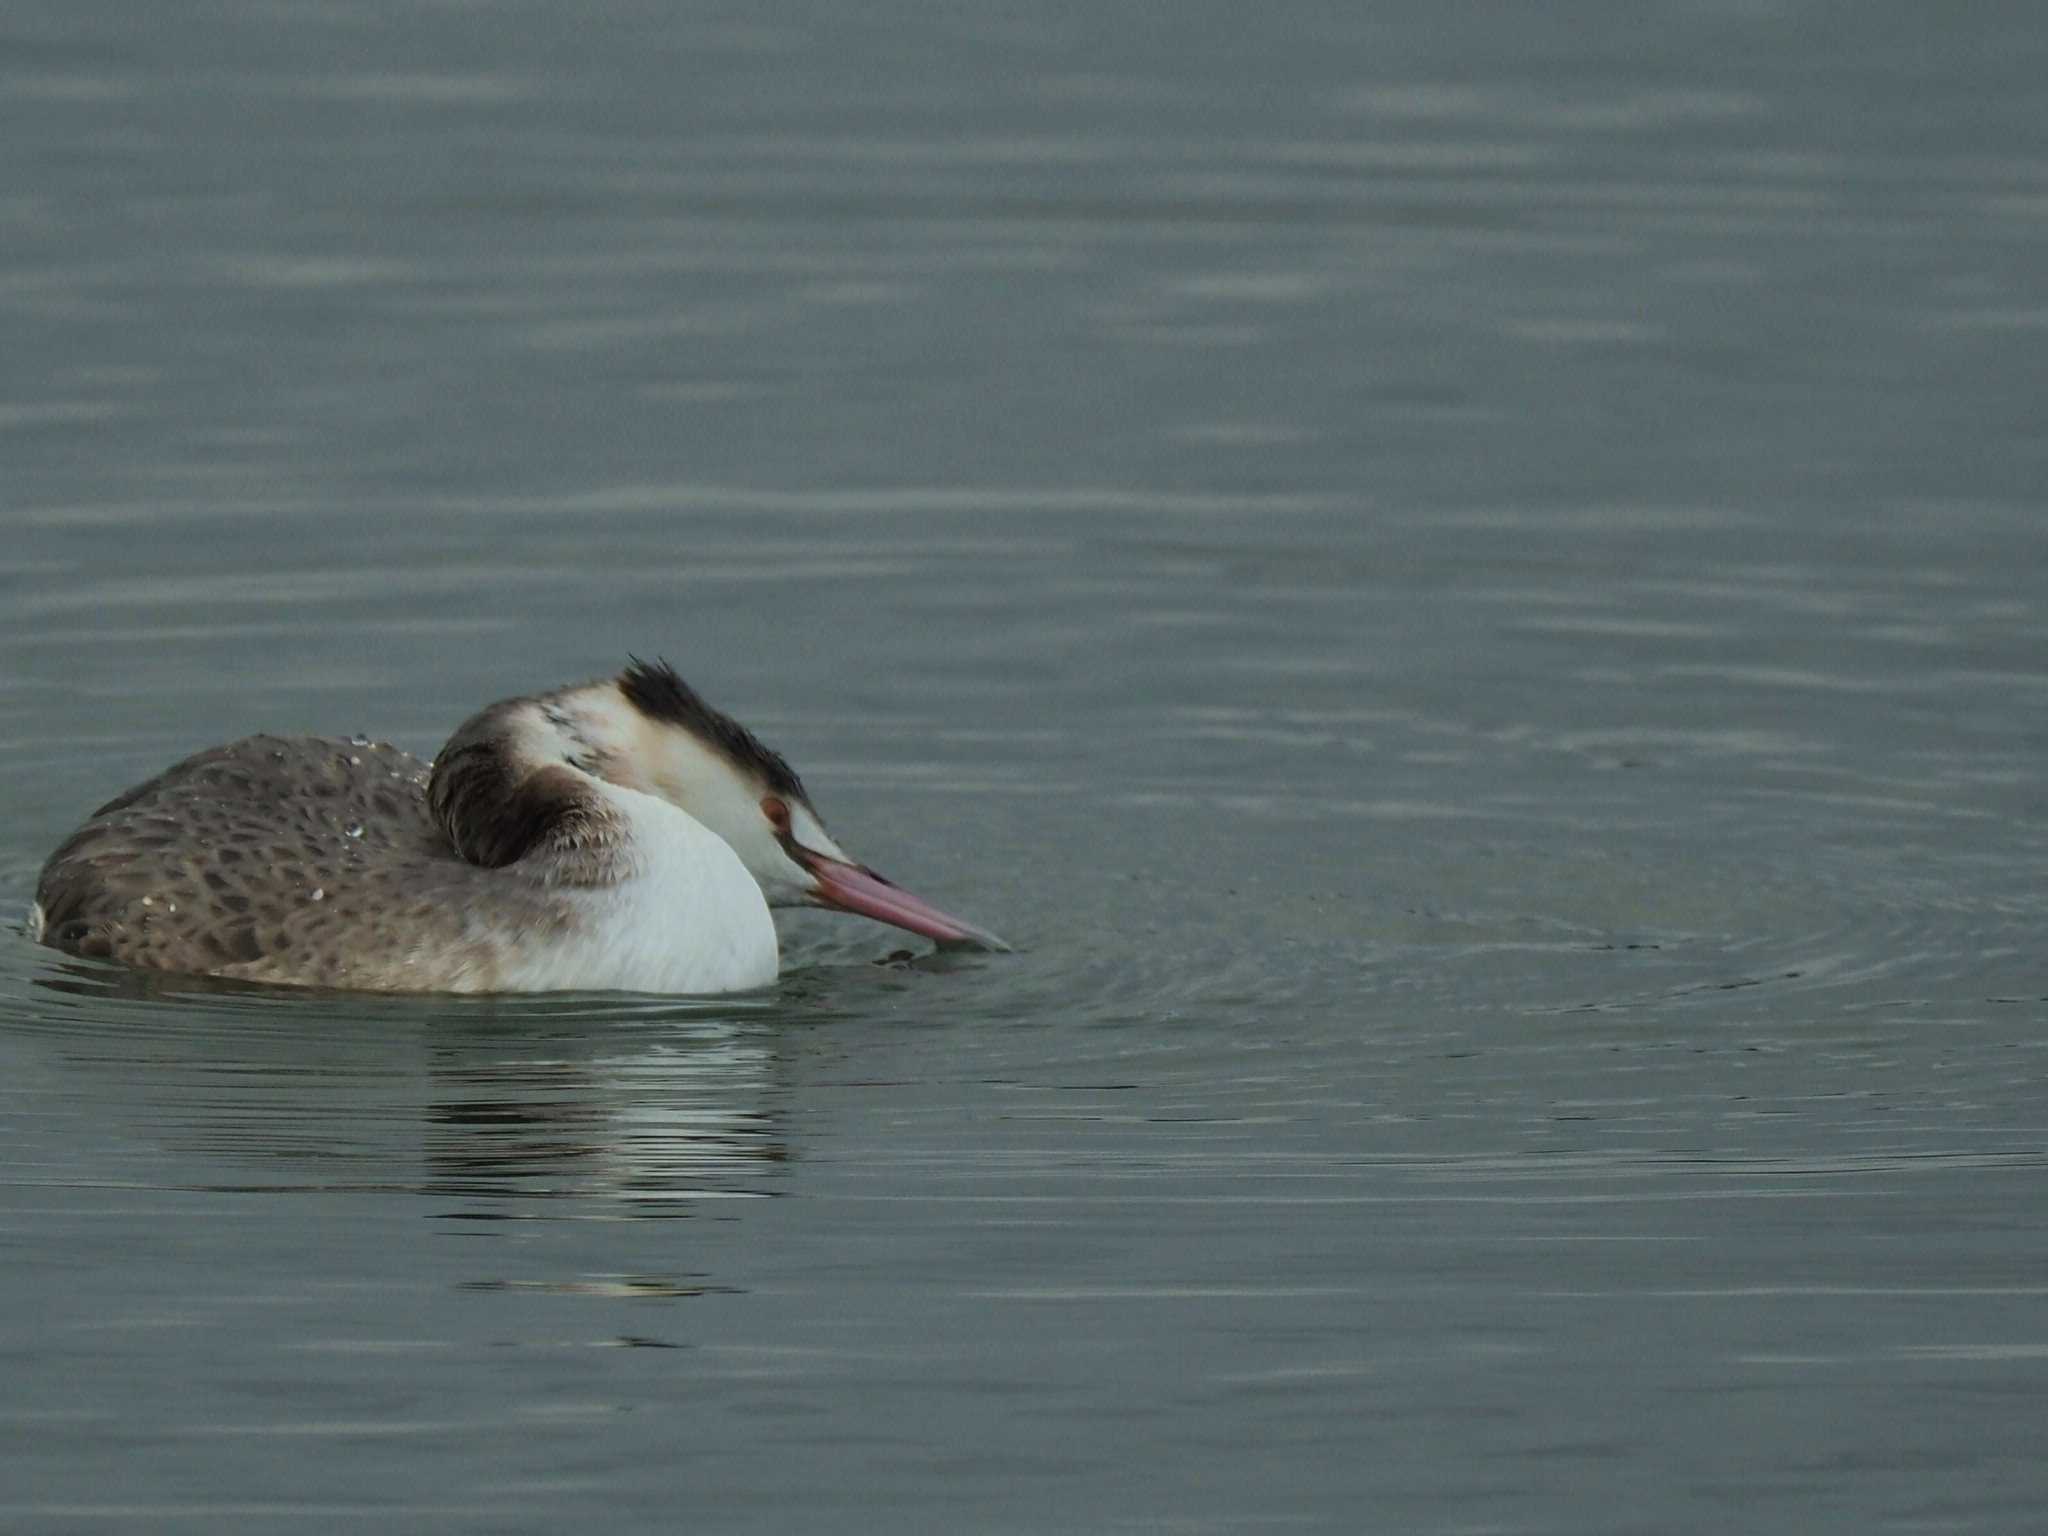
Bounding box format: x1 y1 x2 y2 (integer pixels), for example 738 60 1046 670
31 659 1005 994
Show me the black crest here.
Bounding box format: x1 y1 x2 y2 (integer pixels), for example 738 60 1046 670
618 657 806 801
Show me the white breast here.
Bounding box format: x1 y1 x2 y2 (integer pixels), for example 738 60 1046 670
493 783 780 995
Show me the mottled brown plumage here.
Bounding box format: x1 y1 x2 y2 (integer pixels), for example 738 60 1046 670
33 733 607 991
33 664 1004 994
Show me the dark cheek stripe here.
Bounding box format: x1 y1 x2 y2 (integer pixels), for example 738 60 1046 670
429 739 599 870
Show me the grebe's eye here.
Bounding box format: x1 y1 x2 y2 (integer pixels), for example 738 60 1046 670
761 795 791 833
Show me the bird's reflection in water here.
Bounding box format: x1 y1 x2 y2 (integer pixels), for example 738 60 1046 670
19 962 796 1220
423 1011 791 1218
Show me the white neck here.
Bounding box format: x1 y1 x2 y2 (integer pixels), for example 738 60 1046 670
498 781 780 994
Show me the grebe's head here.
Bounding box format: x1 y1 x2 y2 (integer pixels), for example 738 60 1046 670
458 658 1005 949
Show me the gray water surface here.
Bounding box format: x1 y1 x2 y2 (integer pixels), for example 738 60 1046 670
5 2 2048 1531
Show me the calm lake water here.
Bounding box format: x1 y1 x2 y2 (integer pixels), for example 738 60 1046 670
5 2 2048 1531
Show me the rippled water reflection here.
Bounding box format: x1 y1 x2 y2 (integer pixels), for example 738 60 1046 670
5 0 2048 1530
